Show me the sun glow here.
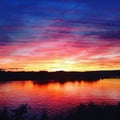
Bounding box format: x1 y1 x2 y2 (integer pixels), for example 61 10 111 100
1 54 120 72
50 67 64 72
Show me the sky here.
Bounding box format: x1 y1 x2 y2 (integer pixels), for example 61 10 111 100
0 0 120 71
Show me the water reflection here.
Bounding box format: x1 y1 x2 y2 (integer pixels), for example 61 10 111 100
0 79 120 115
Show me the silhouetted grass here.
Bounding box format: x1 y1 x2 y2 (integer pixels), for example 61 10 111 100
62 102 120 120
0 103 120 120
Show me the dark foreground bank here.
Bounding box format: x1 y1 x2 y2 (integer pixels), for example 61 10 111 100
0 103 120 120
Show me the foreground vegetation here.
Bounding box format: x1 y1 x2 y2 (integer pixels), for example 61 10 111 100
0 103 120 120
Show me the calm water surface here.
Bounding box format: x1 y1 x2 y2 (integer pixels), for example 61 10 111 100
0 78 120 115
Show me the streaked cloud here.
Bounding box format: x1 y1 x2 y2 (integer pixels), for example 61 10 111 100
0 0 120 71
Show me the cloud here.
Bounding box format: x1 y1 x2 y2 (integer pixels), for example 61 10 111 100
0 0 120 71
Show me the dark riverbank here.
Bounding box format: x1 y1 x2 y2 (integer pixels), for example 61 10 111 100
0 103 120 120
0 70 120 82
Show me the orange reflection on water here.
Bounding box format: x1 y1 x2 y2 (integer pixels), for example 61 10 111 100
0 78 120 112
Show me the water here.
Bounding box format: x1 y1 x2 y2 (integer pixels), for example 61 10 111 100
0 78 120 116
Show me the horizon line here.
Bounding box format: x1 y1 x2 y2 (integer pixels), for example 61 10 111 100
0 69 120 72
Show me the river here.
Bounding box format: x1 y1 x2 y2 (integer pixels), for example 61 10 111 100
0 78 120 116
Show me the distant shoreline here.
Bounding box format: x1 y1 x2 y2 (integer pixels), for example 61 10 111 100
0 70 120 82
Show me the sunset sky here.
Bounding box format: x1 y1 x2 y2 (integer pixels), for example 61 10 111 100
0 0 120 71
